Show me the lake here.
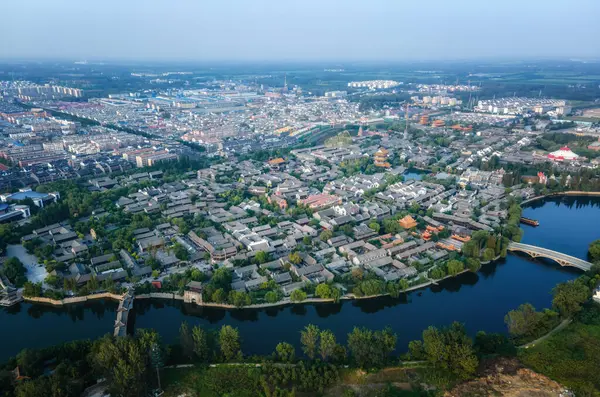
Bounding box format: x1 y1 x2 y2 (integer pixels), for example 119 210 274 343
1 195 598 362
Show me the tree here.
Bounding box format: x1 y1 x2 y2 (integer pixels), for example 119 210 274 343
254 251 270 264
173 243 190 261
288 252 302 265
319 230 333 242
408 340 425 360
504 303 541 338
90 335 149 397
368 222 380 233
22 282 43 297
399 278 409 293
421 322 478 380
1 257 27 287
300 324 320 360
482 247 496 262
264 290 282 303
192 325 210 362
228 290 251 308
447 260 464 277
179 322 194 360
589 240 600 261
386 281 401 298
466 258 481 272
347 327 396 368
315 283 332 299
552 280 590 317
474 331 516 356
211 267 232 289
383 219 402 234
302 236 312 246
219 325 241 361
319 330 337 362
212 288 227 303
290 289 307 302
275 342 295 363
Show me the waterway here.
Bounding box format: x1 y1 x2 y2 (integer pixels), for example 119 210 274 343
1 196 598 362
403 168 430 181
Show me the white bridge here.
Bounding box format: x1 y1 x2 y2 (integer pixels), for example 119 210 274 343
508 242 593 271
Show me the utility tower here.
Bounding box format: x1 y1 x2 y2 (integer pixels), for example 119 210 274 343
404 103 409 140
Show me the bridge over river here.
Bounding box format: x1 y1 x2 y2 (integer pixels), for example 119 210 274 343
508 242 593 271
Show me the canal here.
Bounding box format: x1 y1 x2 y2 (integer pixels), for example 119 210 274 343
1 196 598 362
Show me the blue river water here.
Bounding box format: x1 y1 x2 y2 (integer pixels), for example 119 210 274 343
1 196 598 362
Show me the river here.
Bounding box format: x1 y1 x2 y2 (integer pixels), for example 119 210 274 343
1 196 598 362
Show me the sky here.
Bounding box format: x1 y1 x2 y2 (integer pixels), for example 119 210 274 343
1 0 599 62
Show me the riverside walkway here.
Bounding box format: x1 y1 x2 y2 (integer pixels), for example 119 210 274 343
508 242 593 271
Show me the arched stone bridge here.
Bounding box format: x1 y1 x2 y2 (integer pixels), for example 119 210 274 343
508 242 593 271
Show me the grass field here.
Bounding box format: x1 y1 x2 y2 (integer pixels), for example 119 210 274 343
518 304 600 396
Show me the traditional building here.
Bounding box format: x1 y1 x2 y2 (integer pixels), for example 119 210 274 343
374 147 391 168
183 281 203 304
548 146 579 162
398 215 417 229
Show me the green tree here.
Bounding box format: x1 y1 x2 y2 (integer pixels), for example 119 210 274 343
211 267 232 289
319 330 337 362
22 282 43 297
447 260 464 277
466 258 481 272
1 257 27 287
173 243 190 261
399 278 409 293
347 327 396 368
228 290 251 308
552 280 590 317
192 325 210 362
90 335 149 397
264 290 282 303
368 222 381 233
300 324 320 360
408 340 425 360
288 252 302 265
315 283 332 299
386 281 401 298
589 240 600 261
303 236 312 246
290 289 307 302
504 303 541 338
219 325 241 361
212 288 227 303
275 342 295 363
254 251 270 264
319 230 333 242
422 322 478 380
482 247 496 262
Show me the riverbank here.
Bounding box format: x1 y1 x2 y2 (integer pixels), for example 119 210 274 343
14 267 475 310
520 191 600 206
24 292 124 306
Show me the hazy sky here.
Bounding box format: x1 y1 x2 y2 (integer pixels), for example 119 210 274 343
1 0 599 61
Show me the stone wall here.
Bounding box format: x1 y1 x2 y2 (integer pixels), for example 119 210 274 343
24 292 124 306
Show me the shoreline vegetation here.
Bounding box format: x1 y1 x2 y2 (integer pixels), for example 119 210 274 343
21 268 474 309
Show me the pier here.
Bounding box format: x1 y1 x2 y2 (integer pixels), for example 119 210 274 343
508 242 593 271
